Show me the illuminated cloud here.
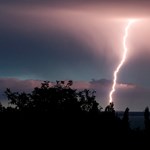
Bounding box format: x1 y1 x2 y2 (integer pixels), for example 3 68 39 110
89 79 150 111
0 78 42 92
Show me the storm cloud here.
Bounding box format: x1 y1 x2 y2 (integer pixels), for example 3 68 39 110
0 1 150 110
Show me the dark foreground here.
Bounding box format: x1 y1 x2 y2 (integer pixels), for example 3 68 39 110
0 112 149 149
1 81 150 148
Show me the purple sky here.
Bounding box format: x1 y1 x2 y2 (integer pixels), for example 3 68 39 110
0 0 150 111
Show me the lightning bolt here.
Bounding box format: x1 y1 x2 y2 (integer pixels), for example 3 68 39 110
109 20 135 103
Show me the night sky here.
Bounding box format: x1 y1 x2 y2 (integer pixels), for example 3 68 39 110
1 0 150 111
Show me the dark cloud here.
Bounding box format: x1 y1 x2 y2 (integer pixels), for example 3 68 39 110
1 0 150 18
0 25 102 80
0 0 149 4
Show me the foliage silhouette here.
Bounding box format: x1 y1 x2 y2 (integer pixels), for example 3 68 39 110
5 81 99 114
122 107 130 132
105 102 115 113
0 80 149 147
144 106 150 132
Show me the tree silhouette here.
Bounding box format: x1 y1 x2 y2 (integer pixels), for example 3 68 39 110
78 89 99 114
122 107 130 131
5 81 99 114
0 102 5 112
5 88 31 112
105 102 115 113
144 106 150 132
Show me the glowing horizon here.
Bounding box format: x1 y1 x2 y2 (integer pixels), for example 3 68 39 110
109 20 135 103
